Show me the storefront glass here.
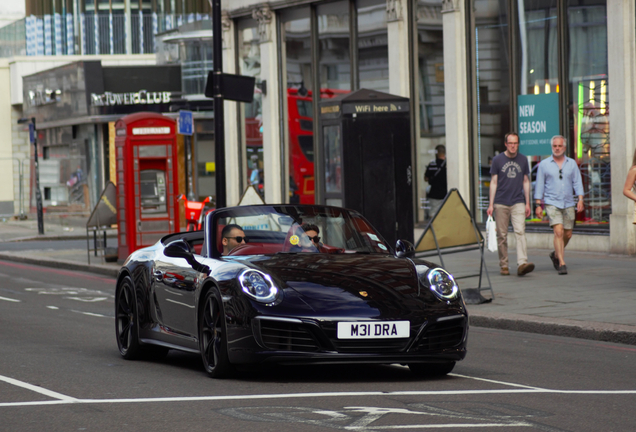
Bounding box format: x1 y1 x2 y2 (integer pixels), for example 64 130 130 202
474 0 511 223
38 125 95 211
281 8 315 204
317 1 351 97
568 0 609 225
357 0 389 92
417 0 446 221
518 0 558 226
238 20 263 198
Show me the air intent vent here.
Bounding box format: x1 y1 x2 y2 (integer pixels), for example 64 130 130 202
259 320 320 352
415 318 466 351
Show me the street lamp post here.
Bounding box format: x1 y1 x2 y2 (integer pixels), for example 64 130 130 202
18 117 44 235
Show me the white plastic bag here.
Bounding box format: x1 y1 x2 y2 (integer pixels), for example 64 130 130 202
486 215 498 252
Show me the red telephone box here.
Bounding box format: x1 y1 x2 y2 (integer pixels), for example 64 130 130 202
115 112 181 262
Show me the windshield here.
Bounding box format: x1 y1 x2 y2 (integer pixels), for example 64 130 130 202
211 205 391 257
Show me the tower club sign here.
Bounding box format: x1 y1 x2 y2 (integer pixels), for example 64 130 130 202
91 90 172 106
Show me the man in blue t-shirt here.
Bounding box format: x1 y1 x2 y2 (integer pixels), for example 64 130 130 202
487 132 535 276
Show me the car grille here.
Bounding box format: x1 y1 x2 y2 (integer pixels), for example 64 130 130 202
259 320 320 352
414 318 466 351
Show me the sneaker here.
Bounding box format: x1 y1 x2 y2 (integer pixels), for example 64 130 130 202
549 252 559 270
558 265 568 275
500 267 510 275
517 262 535 276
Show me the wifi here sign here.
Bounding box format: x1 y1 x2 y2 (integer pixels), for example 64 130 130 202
517 93 559 156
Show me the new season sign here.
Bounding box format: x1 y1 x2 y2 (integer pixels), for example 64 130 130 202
517 93 559 156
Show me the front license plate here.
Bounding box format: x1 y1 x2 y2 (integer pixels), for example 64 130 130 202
337 321 410 339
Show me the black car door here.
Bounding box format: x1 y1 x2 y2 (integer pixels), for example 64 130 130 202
152 252 199 338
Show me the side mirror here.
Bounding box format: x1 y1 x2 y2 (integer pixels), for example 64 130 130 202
395 239 415 258
164 239 193 259
165 240 210 273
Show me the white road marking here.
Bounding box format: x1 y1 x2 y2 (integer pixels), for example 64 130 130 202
46 306 59 309
65 297 109 303
449 373 545 390
1 386 636 408
0 375 77 402
0 296 20 302
347 424 532 429
70 310 111 318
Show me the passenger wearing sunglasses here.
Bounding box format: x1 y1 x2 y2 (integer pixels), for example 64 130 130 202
301 223 322 249
221 224 248 255
534 135 584 275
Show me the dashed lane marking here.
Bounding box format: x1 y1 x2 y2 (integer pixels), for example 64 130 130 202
0 296 20 302
70 310 111 318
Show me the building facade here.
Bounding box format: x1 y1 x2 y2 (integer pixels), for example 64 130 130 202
2 0 636 254
216 0 636 254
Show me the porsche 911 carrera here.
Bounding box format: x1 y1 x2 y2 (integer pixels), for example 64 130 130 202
115 204 468 378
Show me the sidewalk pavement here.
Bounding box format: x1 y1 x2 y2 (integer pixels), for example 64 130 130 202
1 214 635 346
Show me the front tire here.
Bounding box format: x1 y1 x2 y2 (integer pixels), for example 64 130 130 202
115 276 142 359
408 362 455 377
199 288 233 378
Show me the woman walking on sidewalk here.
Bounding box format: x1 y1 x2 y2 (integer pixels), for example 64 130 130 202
622 149 636 224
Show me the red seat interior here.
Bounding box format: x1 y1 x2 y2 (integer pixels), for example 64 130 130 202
216 224 225 254
227 243 283 256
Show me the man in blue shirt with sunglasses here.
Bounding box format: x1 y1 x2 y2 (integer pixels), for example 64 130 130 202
534 135 585 275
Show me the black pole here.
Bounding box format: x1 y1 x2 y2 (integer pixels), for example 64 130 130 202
32 118 44 235
212 0 226 208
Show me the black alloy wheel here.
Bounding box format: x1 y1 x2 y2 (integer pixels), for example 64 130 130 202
115 276 142 359
199 288 233 378
408 361 456 377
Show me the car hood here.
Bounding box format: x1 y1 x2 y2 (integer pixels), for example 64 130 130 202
238 254 450 319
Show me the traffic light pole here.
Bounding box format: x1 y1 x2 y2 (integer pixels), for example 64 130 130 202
32 118 44 235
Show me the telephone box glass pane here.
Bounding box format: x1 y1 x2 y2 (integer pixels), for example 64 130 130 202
323 125 342 193
140 169 168 215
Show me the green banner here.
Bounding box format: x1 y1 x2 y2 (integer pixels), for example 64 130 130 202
517 93 559 156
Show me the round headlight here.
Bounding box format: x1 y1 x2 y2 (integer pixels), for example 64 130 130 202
238 269 279 303
427 268 459 300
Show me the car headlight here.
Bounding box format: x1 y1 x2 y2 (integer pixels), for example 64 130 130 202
426 268 459 300
238 269 279 304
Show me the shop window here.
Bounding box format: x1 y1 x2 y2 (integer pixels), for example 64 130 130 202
238 19 262 197
282 7 315 204
357 0 389 92
318 1 351 95
473 0 511 223
568 1 609 226
417 0 445 222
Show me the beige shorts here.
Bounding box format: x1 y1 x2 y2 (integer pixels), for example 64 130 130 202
545 205 576 230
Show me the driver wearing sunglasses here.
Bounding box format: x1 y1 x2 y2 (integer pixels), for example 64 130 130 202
221 224 248 255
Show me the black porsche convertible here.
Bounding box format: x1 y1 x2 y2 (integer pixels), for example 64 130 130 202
115 204 468 378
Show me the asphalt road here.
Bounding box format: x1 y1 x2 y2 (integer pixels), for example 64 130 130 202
1 259 635 431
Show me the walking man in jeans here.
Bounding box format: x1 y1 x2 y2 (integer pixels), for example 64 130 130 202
487 132 535 276
534 135 584 275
